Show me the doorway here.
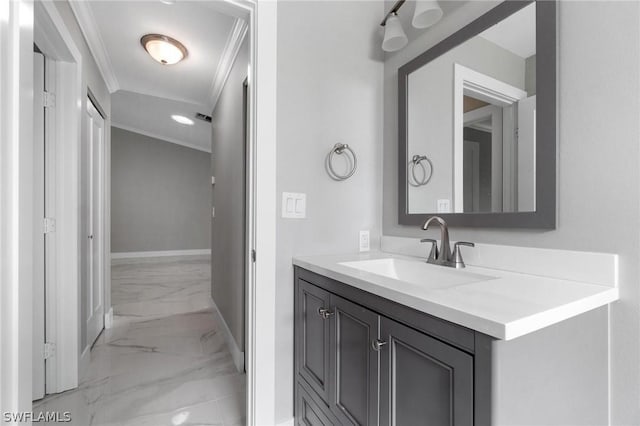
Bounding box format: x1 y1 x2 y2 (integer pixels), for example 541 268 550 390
3 1 279 423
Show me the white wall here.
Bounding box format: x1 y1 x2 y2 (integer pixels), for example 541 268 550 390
274 1 384 421
383 2 640 424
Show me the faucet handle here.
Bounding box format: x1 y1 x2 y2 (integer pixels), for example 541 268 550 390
420 238 438 261
453 242 475 268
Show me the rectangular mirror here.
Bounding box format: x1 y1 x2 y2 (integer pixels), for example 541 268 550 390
399 0 556 228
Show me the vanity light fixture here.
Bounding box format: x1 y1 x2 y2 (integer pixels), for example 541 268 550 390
140 34 188 65
413 0 443 29
382 13 408 52
171 114 194 125
380 0 443 51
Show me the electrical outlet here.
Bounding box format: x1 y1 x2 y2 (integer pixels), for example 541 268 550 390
437 199 451 213
359 230 370 252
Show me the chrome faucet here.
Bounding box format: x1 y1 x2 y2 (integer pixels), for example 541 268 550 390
420 216 475 268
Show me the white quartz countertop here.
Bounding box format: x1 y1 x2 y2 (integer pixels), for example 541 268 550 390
293 251 619 340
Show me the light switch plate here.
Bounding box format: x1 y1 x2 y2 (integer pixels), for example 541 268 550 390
437 199 451 213
211 176 216 185
282 192 306 219
359 230 370 252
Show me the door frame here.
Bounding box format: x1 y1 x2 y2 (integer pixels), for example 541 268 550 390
33 0 85 395
453 63 527 213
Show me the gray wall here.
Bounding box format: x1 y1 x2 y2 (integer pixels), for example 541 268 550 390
111 127 211 252
210 38 249 352
54 0 112 355
383 2 640 424
275 1 384 421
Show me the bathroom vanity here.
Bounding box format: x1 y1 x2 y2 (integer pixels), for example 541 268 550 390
294 263 483 426
292 242 618 426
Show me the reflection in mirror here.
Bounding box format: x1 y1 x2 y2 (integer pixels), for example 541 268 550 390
407 2 537 214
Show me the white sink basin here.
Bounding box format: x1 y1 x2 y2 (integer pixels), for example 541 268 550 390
339 258 496 289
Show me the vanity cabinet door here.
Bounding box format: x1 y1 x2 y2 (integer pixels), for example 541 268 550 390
379 317 473 426
296 279 332 402
329 295 379 426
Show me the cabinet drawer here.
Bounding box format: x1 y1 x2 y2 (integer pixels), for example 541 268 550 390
296 380 337 426
296 279 332 402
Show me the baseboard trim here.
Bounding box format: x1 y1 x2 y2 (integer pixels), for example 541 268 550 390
211 298 245 373
104 307 114 329
276 418 294 426
111 249 211 259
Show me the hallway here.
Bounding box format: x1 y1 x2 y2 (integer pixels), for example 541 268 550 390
34 256 245 426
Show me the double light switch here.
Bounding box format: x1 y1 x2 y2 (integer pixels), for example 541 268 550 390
282 192 306 219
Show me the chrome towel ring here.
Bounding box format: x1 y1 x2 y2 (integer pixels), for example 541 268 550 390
326 143 357 181
409 154 433 187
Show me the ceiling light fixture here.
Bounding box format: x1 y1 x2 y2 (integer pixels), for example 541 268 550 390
380 0 443 52
171 114 194 125
140 34 188 65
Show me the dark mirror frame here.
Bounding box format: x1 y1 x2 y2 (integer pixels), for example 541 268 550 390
398 0 556 229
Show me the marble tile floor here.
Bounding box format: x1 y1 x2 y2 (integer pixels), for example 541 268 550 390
34 255 246 426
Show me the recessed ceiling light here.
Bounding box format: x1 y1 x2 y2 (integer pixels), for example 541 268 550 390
171 114 194 125
140 34 188 65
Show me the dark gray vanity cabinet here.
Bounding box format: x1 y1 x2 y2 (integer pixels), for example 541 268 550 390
295 266 489 426
379 317 473 426
330 295 379 426
296 279 332 403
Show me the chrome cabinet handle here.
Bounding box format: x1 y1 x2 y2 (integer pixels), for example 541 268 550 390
371 339 387 351
318 308 334 320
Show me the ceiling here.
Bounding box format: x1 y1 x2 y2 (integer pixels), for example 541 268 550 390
71 0 248 152
479 3 536 59
111 90 213 152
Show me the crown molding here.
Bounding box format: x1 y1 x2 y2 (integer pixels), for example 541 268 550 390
111 122 211 153
69 1 119 93
208 18 248 112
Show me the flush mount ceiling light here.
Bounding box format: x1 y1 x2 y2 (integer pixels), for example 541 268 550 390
171 114 194 125
380 0 443 52
140 34 188 65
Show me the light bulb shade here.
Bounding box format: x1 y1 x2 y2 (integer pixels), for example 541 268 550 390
141 34 188 65
412 0 443 29
382 14 408 52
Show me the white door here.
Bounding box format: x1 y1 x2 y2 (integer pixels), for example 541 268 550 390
32 51 46 401
86 98 105 346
